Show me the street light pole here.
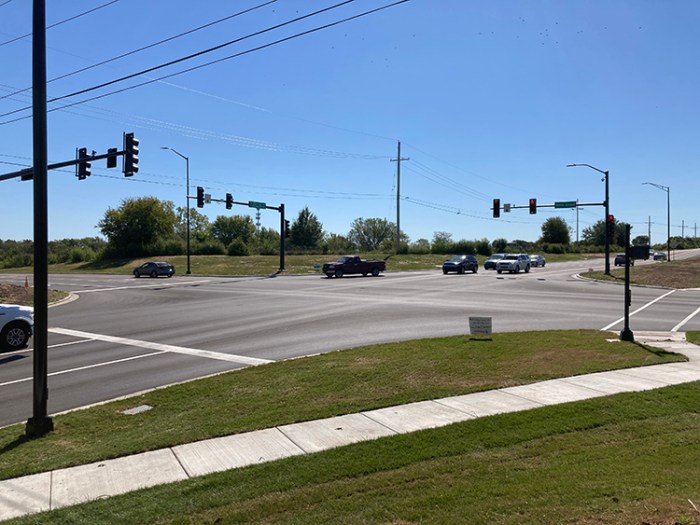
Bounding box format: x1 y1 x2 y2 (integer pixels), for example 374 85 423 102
643 182 671 261
161 147 191 274
567 164 610 275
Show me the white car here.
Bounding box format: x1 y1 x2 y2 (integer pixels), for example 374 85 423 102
496 254 531 274
0 304 34 352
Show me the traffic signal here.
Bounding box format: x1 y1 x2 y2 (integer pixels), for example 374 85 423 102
76 147 91 180
123 132 139 176
529 198 537 214
492 198 500 218
226 193 233 210
606 214 615 239
106 147 118 169
284 219 290 238
196 186 205 208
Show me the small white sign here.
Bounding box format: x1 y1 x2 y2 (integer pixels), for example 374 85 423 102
205 193 212 204
469 316 492 336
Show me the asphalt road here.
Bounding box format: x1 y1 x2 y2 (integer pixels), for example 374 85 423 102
1 252 699 428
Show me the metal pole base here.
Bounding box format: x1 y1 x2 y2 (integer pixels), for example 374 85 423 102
26 416 54 438
620 328 635 342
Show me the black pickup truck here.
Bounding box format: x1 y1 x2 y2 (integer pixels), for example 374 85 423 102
322 256 386 278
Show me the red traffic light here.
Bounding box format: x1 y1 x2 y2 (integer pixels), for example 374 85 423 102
529 198 537 214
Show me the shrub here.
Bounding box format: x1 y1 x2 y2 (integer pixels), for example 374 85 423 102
226 239 250 256
193 240 226 255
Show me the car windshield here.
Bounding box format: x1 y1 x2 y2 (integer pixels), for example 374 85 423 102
503 255 517 260
447 256 464 262
490 254 505 259
337 256 352 263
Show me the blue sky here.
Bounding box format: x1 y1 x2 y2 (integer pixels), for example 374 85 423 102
1 0 698 246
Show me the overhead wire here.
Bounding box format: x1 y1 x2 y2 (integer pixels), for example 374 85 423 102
0 0 410 125
0 0 278 103
0 0 122 48
0 0 357 119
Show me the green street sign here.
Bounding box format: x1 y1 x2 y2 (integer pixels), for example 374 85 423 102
248 201 267 210
554 201 577 209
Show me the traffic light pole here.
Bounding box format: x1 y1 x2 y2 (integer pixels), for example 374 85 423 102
26 0 53 438
620 224 634 342
280 203 285 272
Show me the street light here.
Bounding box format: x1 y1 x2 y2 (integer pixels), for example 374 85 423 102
567 163 610 275
643 182 671 262
161 147 191 275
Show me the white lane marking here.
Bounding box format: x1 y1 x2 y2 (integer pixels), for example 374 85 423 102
600 289 677 331
68 279 211 293
0 352 164 387
48 327 272 366
672 304 700 332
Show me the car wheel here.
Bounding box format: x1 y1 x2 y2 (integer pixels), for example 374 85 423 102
497 270 502 274
335 269 343 278
372 267 380 277
525 265 530 273
473 266 478 274
542 262 545 267
150 270 158 278
458 267 465 274
514 266 519 274
134 271 140 278
1 321 30 351
442 269 448 274
325 273 334 278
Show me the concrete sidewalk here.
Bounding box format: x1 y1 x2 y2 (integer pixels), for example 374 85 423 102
2 331 699 521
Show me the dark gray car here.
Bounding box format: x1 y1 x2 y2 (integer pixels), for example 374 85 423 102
133 261 176 278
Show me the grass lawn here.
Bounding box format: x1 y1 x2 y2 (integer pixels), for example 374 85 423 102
0 330 684 483
8 383 700 525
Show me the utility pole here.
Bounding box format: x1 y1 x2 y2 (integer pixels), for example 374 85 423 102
648 216 651 246
682 220 685 238
390 141 409 255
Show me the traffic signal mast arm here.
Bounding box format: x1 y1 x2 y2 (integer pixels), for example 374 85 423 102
0 133 138 182
191 188 281 212
0 150 125 182
492 200 604 213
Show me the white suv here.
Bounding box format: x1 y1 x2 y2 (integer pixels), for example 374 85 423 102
0 304 33 352
496 254 531 274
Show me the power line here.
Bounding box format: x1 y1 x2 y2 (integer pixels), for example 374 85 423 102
0 0 410 125
0 0 278 103
0 0 357 119
0 0 122 48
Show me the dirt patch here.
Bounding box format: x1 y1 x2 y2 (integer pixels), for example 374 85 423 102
0 283 68 306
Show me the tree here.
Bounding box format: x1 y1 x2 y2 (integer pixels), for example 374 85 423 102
290 206 324 249
211 215 255 247
491 238 508 253
632 235 649 246
252 227 280 255
540 217 571 244
581 220 606 246
431 231 453 254
324 233 354 254
98 197 178 256
175 206 210 243
347 218 398 252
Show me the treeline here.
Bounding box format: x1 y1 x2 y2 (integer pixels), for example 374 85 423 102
1 197 697 269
